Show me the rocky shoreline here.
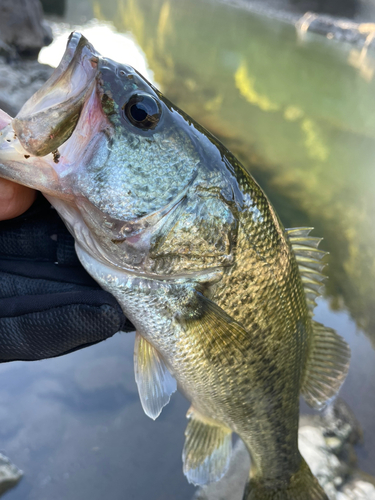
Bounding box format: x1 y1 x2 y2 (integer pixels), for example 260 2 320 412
221 0 375 48
0 0 54 117
2 0 375 120
0 58 53 117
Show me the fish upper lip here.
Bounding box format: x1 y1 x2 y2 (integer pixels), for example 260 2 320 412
11 32 100 157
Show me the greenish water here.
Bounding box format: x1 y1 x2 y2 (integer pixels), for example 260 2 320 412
99 0 375 340
2 0 375 499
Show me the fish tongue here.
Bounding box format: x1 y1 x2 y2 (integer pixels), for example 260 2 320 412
12 32 100 157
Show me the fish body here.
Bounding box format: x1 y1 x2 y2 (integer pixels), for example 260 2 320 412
0 33 350 499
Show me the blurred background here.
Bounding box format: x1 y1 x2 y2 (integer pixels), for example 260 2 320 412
0 0 375 498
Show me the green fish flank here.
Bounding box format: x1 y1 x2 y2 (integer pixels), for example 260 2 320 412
0 33 350 500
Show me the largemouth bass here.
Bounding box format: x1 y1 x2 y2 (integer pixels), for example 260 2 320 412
0 33 350 500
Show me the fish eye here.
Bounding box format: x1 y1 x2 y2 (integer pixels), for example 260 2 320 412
123 94 161 130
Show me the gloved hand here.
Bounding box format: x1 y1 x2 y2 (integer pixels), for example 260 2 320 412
0 193 134 362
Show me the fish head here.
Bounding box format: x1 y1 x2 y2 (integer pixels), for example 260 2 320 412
0 33 241 277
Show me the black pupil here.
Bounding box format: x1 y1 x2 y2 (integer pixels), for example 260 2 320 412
130 102 149 122
124 94 161 130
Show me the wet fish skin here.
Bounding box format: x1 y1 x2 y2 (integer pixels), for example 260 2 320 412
0 33 350 500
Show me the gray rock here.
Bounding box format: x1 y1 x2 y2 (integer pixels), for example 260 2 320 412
0 453 23 496
0 0 52 59
0 57 53 116
193 399 375 500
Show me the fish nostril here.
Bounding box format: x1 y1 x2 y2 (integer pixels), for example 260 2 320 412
90 56 99 69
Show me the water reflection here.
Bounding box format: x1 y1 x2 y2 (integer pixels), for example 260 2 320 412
0 334 194 500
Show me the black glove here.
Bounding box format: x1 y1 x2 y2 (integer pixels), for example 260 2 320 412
0 194 134 362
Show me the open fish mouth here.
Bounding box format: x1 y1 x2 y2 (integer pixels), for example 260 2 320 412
0 31 210 273
0 32 106 198
10 32 99 157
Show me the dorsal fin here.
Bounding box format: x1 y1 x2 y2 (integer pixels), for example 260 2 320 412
301 321 350 409
286 227 328 316
286 229 350 409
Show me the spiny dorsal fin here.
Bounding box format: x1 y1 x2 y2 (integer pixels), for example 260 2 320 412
134 332 177 420
183 407 232 485
286 227 328 315
301 321 350 409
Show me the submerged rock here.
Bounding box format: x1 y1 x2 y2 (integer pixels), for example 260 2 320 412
194 399 375 500
295 13 375 49
0 453 23 496
222 0 375 48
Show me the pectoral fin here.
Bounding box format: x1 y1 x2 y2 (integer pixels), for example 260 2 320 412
301 321 350 409
134 332 177 420
179 290 250 364
183 407 232 485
